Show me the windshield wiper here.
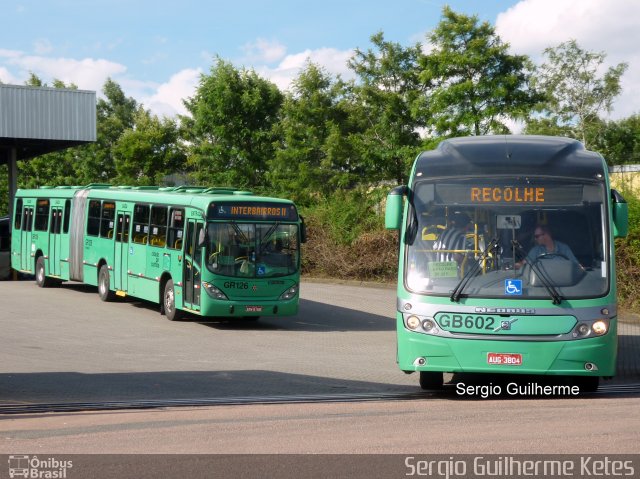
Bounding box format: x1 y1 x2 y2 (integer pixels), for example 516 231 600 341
450 238 499 303
258 222 280 254
229 221 250 244
512 240 563 305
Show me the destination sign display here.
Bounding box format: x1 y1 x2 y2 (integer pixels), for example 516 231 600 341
434 184 585 206
208 202 298 221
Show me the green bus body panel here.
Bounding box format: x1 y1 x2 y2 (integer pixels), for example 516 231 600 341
11 186 302 319
393 136 620 379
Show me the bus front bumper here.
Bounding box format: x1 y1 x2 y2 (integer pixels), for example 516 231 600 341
198 298 299 318
397 317 617 377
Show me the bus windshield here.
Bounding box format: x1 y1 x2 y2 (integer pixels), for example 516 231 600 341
406 177 608 300
206 222 299 278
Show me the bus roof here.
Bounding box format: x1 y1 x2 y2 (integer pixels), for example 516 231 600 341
14 185 296 211
415 135 607 180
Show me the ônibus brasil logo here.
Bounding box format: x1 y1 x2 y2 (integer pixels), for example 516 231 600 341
8 455 73 478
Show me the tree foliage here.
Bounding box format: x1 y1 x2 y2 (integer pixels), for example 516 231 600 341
529 39 628 147
349 32 427 184
114 108 185 185
421 6 540 136
268 62 360 203
182 59 283 189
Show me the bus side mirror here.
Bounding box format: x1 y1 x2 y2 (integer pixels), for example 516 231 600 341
611 189 628 238
385 186 407 230
300 216 307 243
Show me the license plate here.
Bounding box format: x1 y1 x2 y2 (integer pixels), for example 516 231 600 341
245 306 263 313
487 352 522 366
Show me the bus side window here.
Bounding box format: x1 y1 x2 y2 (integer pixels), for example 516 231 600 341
14 199 23 230
63 200 71 234
100 202 116 239
87 200 101 236
132 204 150 245
167 208 184 250
150 205 168 248
34 199 50 231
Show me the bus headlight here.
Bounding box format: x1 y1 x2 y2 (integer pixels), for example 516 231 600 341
592 320 608 336
422 319 437 332
406 315 421 330
280 284 298 300
576 323 590 337
203 282 229 300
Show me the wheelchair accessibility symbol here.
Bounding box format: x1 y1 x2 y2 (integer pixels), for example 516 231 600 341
505 279 522 295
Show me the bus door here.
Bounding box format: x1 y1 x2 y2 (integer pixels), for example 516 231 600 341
48 207 63 276
20 207 34 271
114 212 131 292
183 219 203 311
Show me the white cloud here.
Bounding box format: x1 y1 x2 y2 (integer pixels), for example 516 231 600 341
241 38 287 64
140 68 202 117
33 38 53 55
2 54 126 91
256 47 355 91
496 0 640 119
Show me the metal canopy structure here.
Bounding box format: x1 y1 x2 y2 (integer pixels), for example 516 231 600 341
0 84 96 218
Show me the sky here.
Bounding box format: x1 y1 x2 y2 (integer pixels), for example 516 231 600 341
0 0 638 121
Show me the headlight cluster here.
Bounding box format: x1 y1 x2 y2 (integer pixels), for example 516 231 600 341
573 319 609 338
405 315 438 334
202 282 229 300
280 284 298 300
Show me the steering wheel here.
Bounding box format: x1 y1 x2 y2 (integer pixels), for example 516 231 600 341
531 252 570 267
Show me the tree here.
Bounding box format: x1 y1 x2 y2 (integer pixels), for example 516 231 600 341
268 62 360 203
182 59 283 189
421 6 540 136
349 32 427 184
113 107 186 185
529 39 628 147
75 78 138 184
589 115 640 166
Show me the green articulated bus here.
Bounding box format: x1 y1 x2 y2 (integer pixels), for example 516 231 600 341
385 135 629 392
11 185 306 321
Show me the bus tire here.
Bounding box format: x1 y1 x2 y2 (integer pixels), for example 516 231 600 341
35 256 52 288
98 264 115 302
419 371 444 390
163 279 183 321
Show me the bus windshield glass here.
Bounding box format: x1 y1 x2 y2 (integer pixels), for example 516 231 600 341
406 177 608 299
206 222 299 278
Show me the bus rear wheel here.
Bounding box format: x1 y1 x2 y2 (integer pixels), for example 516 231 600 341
419 371 444 390
98 265 115 302
35 256 52 288
163 279 183 321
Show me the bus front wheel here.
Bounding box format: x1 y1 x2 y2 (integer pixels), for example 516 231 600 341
98 265 115 302
163 279 183 321
419 371 444 390
35 256 52 288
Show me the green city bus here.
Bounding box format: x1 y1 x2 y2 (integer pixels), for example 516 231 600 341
11 185 305 320
385 136 629 391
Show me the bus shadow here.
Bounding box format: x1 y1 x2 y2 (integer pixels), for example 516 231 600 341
0 370 416 406
194 299 394 332
56 285 394 332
